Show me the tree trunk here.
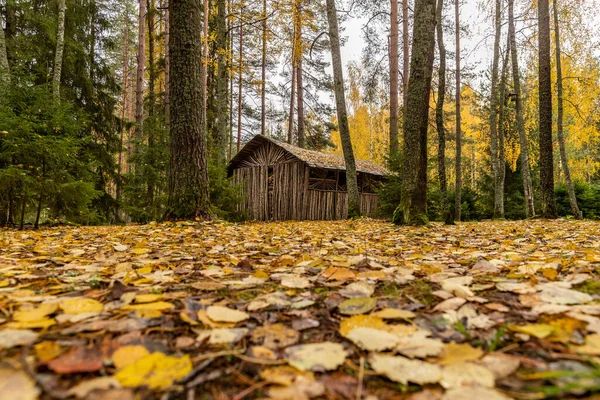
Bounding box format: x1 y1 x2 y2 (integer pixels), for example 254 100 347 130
166 0 210 220
228 0 234 159
0 2 9 85
552 0 578 218
453 0 462 221
436 0 451 224
237 8 243 152
389 0 399 158
496 36 510 219
135 0 146 142
147 0 156 205
214 0 228 164
402 0 409 108
165 0 170 124
19 196 26 230
538 0 556 218
508 0 535 217
34 160 46 229
296 1 305 148
261 0 267 136
53 0 66 100
203 0 208 119
325 0 360 218
117 13 130 211
490 0 502 218
399 0 436 225
287 22 297 144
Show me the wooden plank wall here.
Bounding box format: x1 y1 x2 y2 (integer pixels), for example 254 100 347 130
304 190 381 220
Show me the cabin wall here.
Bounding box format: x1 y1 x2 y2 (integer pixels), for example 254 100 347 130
305 190 380 220
232 162 305 221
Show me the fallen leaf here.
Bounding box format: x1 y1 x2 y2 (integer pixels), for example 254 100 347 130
12 303 58 322
251 324 300 349
338 297 377 315
539 287 593 305
206 305 250 323
34 341 62 363
112 345 150 369
339 315 388 337
60 298 104 314
66 377 121 399
0 367 40 400
48 346 104 374
115 352 192 389
438 343 484 365
370 354 442 385
281 276 312 289
0 329 38 349
338 282 375 298
442 386 512 400
371 308 416 320
440 362 495 389
346 328 400 351
285 342 346 372
197 328 249 344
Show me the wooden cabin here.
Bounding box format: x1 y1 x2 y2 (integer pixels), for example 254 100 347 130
228 135 390 221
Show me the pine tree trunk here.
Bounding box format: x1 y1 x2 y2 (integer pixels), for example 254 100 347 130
296 1 305 148
508 0 535 217
402 0 409 107
538 0 556 218
436 0 451 224
496 36 510 219
261 0 267 136
0 3 9 85
117 13 130 211
553 0 579 218
147 0 156 206
135 0 146 141
287 15 297 144
399 0 436 225
165 0 170 124
325 0 360 218
389 0 400 158
203 0 208 118
237 9 243 152
53 0 66 100
228 0 234 159
166 0 210 220
454 0 462 221
490 0 502 218
214 0 228 164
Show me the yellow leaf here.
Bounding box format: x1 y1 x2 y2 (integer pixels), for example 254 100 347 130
134 309 163 319
122 301 174 312
438 343 484 365
0 280 10 288
132 248 150 255
180 312 199 325
371 308 416 320
510 324 555 339
573 334 600 355
115 353 192 389
542 268 559 280
112 345 150 369
136 266 153 275
339 315 388 337
135 294 163 303
34 341 62 362
5 318 56 330
253 270 269 279
338 297 377 315
60 298 103 314
13 303 58 322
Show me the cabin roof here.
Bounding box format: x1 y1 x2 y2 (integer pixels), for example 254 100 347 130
228 135 391 176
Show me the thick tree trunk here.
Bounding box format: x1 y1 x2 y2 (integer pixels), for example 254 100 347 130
538 0 556 218
553 0 579 218
237 12 243 152
490 0 502 218
496 37 510 219
53 0 66 100
325 0 360 218
166 0 210 220
389 0 400 158
508 0 535 217
135 0 146 141
261 0 267 136
296 1 305 148
402 0 409 107
287 48 296 143
454 0 462 221
399 0 436 225
436 0 451 224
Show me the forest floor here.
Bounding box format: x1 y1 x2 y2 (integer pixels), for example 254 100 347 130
2 219 600 400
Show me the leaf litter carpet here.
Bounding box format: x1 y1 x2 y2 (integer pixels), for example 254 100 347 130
2 219 600 399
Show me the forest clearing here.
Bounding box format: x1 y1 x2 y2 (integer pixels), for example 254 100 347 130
2 219 600 399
